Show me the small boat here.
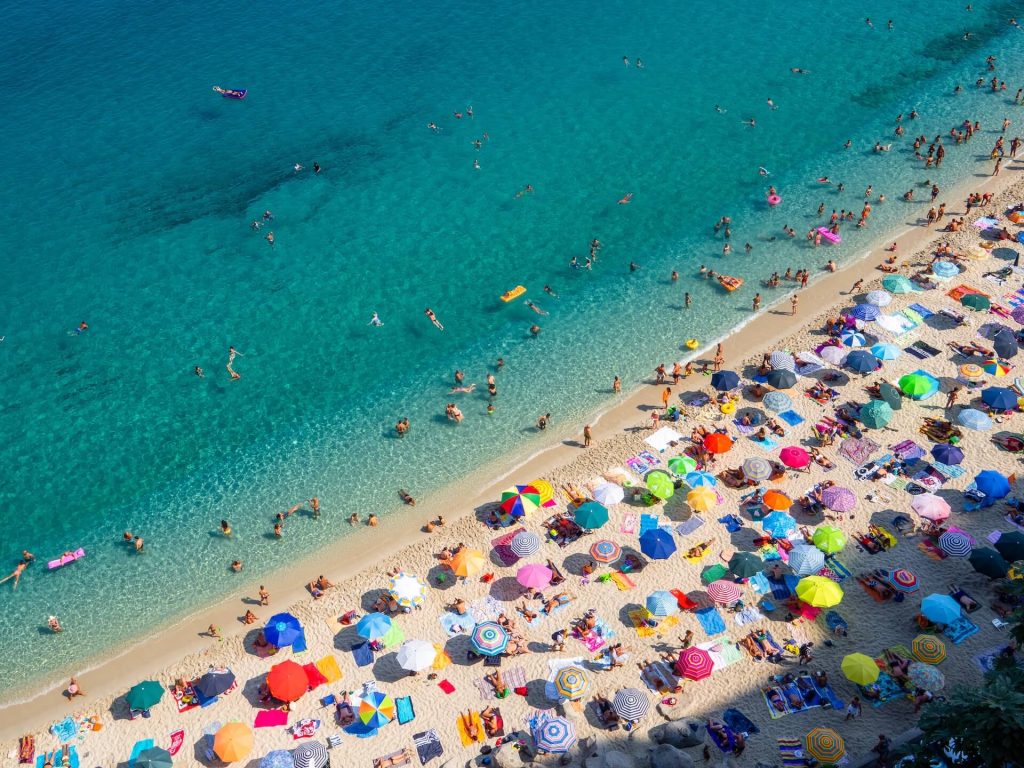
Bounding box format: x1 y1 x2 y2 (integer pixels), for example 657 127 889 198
48 548 85 570
817 227 841 244
212 86 247 100
500 285 527 302
717 275 744 292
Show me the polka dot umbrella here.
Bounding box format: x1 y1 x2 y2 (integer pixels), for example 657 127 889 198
677 647 714 681
911 634 947 665
804 727 846 764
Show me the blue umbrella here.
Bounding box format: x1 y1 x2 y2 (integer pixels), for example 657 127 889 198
957 408 992 431
684 471 717 488
263 612 303 648
646 590 679 616
710 370 740 391
975 470 1011 500
982 387 1018 411
761 511 796 538
849 304 881 322
639 528 677 560
788 544 825 576
1018 232 1024 246
931 444 964 465
932 261 959 278
355 612 392 639
840 330 867 347
763 391 793 412
767 369 798 389
993 329 1018 360
845 350 878 373
921 594 960 624
871 343 901 361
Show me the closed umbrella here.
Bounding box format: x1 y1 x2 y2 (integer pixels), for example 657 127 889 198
510 531 542 558
819 345 847 364
767 369 797 389
646 470 675 500
677 647 714 680
499 485 542 517
267 660 308 702
812 525 846 554
763 391 793 412
969 547 1010 579
471 622 510 656
866 290 893 307
553 666 589 700
762 511 796 538
770 351 797 371
639 528 677 560
908 662 945 691
135 748 173 768
789 544 826 575
912 493 951 522
932 261 959 278
795 576 843 607
805 727 846 764
397 639 437 672
849 304 881 322
841 653 879 684
780 446 810 468
871 343 901 360
590 539 621 563
879 381 903 410
841 329 868 347
728 551 763 578
533 716 576 753
646 590 679 616
389 572 427 608
703 433 733 454
976 470 1011 500
126 680 164 712
922 594 961 624
846 349 879 373
517 563 553 589
667 455 697 475
931 444 964 465
592 482 625 506
358 691 396 728
195 669 236 699
710 370 740 391
888 568 919 593
264 612 303 648
994 531 1024 562
882 275 914 293
612 688 650 720
685 471 717 488
450 548 485 577
961 293 991 311
742 456 773 482
292 743 329 768
993 329 1018 359
983 386 1018 411
821 487 856 513
687 486 718 512
937 531 972 557
213 723 253 763
574 501 609 529
958 408 992 431
911 634 947 664
356 613 392 640
859 400 893 428
707 580 742 604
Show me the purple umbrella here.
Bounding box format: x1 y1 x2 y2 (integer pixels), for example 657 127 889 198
821 486 856 513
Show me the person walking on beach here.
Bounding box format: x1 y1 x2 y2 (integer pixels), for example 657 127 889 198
845 696 862 720
946 386 961 410
583 424 593 447
790 295 799 315
661 387 672 409
849 278 864 294
613 376 621 394
259 585 270 605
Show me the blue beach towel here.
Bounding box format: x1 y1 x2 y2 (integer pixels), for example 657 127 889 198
50 718 78 744
351 642 374 667
439 612 470 636
722 707 760 736
675 515 705 536
908 302 934 318
825 610 848 634
396 696 416 724
766 576 790 600
944 615 980 644
128 739 154 766
37 747 79 768
752 436 779 451
695 606 727 636
292 628 308 654
823 558 852 582
749 572 770 595
717 514 744 533
778 410 805 427
413 730 444 765
815 681 845 711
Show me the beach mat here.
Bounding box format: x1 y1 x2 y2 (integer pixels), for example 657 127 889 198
722 708 760 736
695 607 726 637
490 528 525 566
778 737 806 767
413 729 444 765
315 655 342 683
675 514 706 536
36 747 78 768
944 615 980 644
610 571 636 591
351 642 374 667
255 710 288 728
456 712 485 746
778 410 805 427
766 575 791 600
396 696 416 725
701 563 728 584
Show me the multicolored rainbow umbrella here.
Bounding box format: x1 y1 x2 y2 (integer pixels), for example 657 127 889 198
358 691 396 728
590 539 621 563
887 568 919 593
500 485 542 517
470 621 509 656
911 634 946 665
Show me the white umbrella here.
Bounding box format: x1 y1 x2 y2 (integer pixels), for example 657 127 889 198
389 573 427 608
866 290 893 307
396 639 437 672
819 346 847 365
592 483 625 506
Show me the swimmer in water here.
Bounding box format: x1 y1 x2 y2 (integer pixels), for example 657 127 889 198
543 285 558 298
194 366 204 378
368 312 383 327
759 166 770 176
425 308 444 330
526 300 548 316
0 561 27 589
618 192 633 204
743 118 756 128
622 55 630 67
790 68 810 75
227 346 242 381
74 321 89 335
450 383 477 394
767 98 777 110
294 163 303 173
715 105 727 113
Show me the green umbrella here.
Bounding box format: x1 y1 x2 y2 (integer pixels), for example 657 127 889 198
812 525 846 554
135 747 173 768
667 455 697 475
882 275 914 294
859 399 893 429
961 294 991 311
574 502 609 529
646 470 675 500
899 373 931 398
728 551 763 578
126 680 164 711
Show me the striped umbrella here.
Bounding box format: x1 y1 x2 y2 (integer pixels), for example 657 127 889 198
500 485 541 517
592 482 625 506
533 715 576 753
911 634 947 665
849 304 881 322
841 329 868 347
529 479 555 506
866 290 893 307
646 590 680 616
553 666 589 700
780 446 811 468
356 612 392 640
938 531 972 557
769 351 796 371
742 457 773 482
470 621 509 656
908 662 945 691
761 511 796 538
763 490 792 511
887 568 919 593
389 572 427 608
510 530 542 558
763 391 793 412
613 688 650 720
590 539 621 563
805 727 846 763
707 580 742 604
685 471 717 488
788 544 825 576
516 563 553 589
292 742 329 768
667 455 697 475
677 647 714 680
821 486 856 512
358 691 396 728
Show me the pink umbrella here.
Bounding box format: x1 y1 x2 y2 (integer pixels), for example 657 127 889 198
821 486 856 512
676 647 714 681
911 493 951 522
516 563 553 589
780 446 811 469
706 580 742 604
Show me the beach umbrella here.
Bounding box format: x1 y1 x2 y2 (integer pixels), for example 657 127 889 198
983 386 1019 411
763 391 793 412
646 470 675 500
135 748 173 768
126 680 164 712
908 662 945 692
742 456 773 482
639 528 677 560
762 511 796 538
1013 304 1024 325
822 487 857 513
976 469 1011 500
517 563 553 589
450 548 485 577
263 612 303 648
900 373 932 398
819 345 847 365
470 621 509 656
574 501 609 529
728 551 763 578
767 369 798 389
533 716 576 753
390 572 427 608
685 471 717 488
983 358 1013 377
613 688 650 720
849 304 881 322
960 363 985 383
500 484 541 517
260 751 295 768
707 579 742 604
841 653 879 684
592 482 625 506
788 545 825 576
995 531 1024 562
686 486 718 512
841 329 867 347
931 444 964 465
969 547 1010 579
267 660 308 702
871 343 901 361
194 669 236 699
866 290 893 307
358 690 396 729
554 666 589 700
703 433 733 454
530 479 555 506
795 576 843 607
912 493 951 522
667 455 698 475
812 525 846 554
981 322 1015 340
292 743 329 768
646 590 679 616
805 727 846 764
879 381 903 410
888 568 919 593
961 293 991 311
590 539 621 563
932 261 959 278
769 351 797 371
922 594 961 624
213 723 253 763
993 330 1018 359
677 647 714 681
859 399 893 429
883 275 915 293
912 635 947 665
710 370 740 391
510 530 542 558
780 446 811 469
846 349 879 373
938 531 972 557
396 639 437 672
761 490 792 511
958 408 992 431
356 612 392 640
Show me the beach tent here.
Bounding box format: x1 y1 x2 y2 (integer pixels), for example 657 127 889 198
264 612 303 649
267 660 308 702
213 723 253 763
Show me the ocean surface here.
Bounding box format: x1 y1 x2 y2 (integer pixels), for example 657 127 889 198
2 0 1023 697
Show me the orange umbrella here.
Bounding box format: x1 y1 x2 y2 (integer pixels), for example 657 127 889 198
450 548 485 577
703 433 733 454
763 490 792 511
267 660 308 702
213 722 253 762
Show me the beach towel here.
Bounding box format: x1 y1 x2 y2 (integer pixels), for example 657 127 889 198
490 528 524 566
974 216 1000 229
19 736 34 765
373 750 412 768
825 610 848 634
640 513 672 535
128 740 154 766
625 456 650 475
438 612 471 636
734 605 765 627
574 619 613 652
50 718 77 745
778 410 805 427
255 710 288 728
473 678 497 701
706 639 744 669
733 420 757 436
645 427 683 452
437 680 455 694
748 572 771 596
865 672 905 706
610 571 636 591
36 747 79 768
456 712 485 745
695 606 727 636
718 514 744 533
752 436 779 450
396 696 416 725
766 575 792 600
777 737 806 767
167 729 184 757
706 722 736 753
908 302 934 318
629 609 679 637
469 596 504 624
640 660 679 693
892 439 926 462
685 546 710 564
763 687 791 719
722 708 760 736
639 449 662 467
840 436 880 465
813 680 845 711
944 615 980 644
675 515 705 536
351 642 374 667
315 655 342 684
413 729 444 765
619 513 638 534
291 628 308 654
822 558 852 582
904 344 930 360
701 563 728 583
291 719 320 740
303 663 327 690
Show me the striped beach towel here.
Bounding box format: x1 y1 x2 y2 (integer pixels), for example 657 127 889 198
413 729 444 765
778 737 806 767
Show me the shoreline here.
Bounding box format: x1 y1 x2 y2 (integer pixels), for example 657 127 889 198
3 144 1021 739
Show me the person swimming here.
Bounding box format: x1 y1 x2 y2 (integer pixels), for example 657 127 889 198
759 166 771 176
450 383 476 393
543 285 558 298
526 300 548 316
368 312 383 327
618 192 633 204
715 105 727 113
425 308 444 330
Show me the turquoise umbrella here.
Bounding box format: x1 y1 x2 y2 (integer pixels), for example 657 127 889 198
574 502 609 529
859 399 893 429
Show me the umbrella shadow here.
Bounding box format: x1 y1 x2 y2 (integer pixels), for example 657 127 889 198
489 576 526 602
372 653 412 684
239 674 269 710
426 564 458 591
617 602 644 631
442 634 479 667
524 678 558 710
360 588 390 612
563 552 595 576
661 494 692 522
474 501 505 527
333 626 365 652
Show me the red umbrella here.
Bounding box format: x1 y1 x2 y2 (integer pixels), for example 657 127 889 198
779 446 810 469
266 660 308 702
703 433 734 454
706 580 742 604
676 647 714 680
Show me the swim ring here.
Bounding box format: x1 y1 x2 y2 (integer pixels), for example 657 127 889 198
720 401 737 415
767 194 782 206
685 339 699 350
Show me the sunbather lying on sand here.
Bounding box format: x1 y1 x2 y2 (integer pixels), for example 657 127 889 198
686 541 712 559
460 710 480 741
592 694 621 727
374 750 412 768
481 706 501 736
543 592 572 613
763 687 787 712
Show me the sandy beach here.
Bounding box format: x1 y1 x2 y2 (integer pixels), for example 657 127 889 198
5 150 1024 768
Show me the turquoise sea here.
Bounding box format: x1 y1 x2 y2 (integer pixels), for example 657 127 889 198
2 0 1023 697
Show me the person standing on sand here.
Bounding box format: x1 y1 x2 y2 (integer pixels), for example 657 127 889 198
850 279 864 294
583 424 592 447
946 386 961 409
259 585 270 605
67 677 85 699
791 295 799 315
661 387 672 409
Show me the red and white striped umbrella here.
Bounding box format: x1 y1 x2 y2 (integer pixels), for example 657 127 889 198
706 580 742 604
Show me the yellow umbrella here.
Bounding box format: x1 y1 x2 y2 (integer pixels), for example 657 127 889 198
965 246 989 261
530 479 555 506
450 548 485 577
213 722 253 762
841 653 880 685
805 727 846 763
795 576 843 607
686 486 717 512
959 363 984 379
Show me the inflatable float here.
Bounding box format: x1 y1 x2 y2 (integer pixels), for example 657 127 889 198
817 227 841 244
500 285 527 302
48 548 85 570
717 275 744 292
684 339 699 350
767 194 782 206
212 86 247 100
